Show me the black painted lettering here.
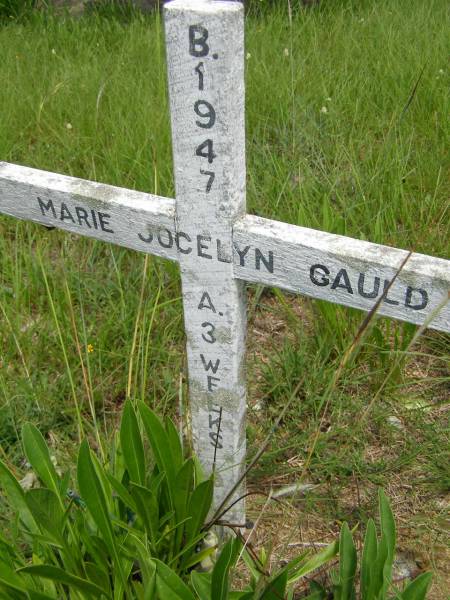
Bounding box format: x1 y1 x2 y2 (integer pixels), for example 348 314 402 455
60 203 75 223
331 269 353 294
201 322 216 344
209 414 221 428
194 100 216 129
255 248 274 273
90 210 98 229
98 212 114 234
201 354 220 374
195 61 204 91
207 375 220 392
200 169 215 193
358 273 380 299
175 231 192 254
138 231 153 243
216 239 231 263
198 291 216 313
75 206 90 228
157 228 174 249
197 235 212 259
234 243 250 266
310 264 330 286
189 25 209 57
382 280 400 305
195 139 216 164
405 286 428 310
209 431 223 449
37 197 56 219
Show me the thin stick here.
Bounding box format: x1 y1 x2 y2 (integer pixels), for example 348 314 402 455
300 251 413 478
127 255 149 400
212 407 223 473
205 375 305 528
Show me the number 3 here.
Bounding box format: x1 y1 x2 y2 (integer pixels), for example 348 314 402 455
201 322 216 344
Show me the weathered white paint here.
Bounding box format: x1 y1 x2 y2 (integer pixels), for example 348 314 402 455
0 0 449 531
0 162 177 261
234 215 450 332
1 162 449 336
164 0 247 524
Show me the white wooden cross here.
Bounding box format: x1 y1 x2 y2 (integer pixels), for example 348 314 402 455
1 0 449 526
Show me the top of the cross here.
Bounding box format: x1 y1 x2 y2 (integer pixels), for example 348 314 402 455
164 0 242 14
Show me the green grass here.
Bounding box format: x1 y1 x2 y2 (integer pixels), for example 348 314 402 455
0 0 449 591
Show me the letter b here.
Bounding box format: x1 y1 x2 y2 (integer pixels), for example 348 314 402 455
189 25 209 57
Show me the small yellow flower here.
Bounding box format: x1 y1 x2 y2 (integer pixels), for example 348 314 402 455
66 122 73 130
320 106 328 114
284 48 289 57
87 344 94 353
246 52 251 60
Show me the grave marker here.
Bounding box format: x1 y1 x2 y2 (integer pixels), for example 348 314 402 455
0 0 449 526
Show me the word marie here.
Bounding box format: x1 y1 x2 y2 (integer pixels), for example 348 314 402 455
37 197 113 233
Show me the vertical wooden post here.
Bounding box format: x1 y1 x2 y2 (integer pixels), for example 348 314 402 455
164 0 246 525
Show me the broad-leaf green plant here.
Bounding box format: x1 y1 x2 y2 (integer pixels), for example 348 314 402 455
304 489 432 600
0 401 214 598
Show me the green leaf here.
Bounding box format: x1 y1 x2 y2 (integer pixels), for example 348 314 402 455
378 489 396 594
303 580 328 600
25 591 56 600
21 424 61 500
25 488 64 543
182 545 216 570
0 459 37 532
190 571 211 600
153 559 196 600
106 472 137 514
129 482 159 545
211 537 241 600
185 479 214 542
125 533 156 599
120 401 146 486
400 572 433 600
379 489 395 561
84 562 111 596
337 522 356 600
138 403 176 508
79 533 110 575
174 459 194 547
19 565 108 597
260 569 288 599
77 440 127 588
360 519 377 599
288 539 338 585
165 417 183 472
0 559 28 593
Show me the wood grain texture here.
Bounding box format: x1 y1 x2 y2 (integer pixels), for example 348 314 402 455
0 161 177 261
1 162 448 333
234 215 450 332
165 0 247 523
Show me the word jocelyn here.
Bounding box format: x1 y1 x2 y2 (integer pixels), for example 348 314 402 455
1 1 448 526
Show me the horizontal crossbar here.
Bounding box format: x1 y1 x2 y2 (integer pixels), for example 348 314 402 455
1 162 448 332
